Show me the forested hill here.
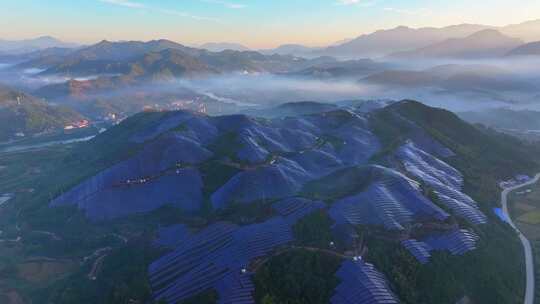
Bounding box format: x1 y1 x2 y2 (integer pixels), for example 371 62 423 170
0 84 83 141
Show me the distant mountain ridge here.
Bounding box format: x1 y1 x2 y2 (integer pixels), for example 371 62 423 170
389 29 523 59
507 41 540 57
200 42 251 52
0 36 79 54
23 39 329 80
321 24 491 57
260 44 322 56
302 19 540 58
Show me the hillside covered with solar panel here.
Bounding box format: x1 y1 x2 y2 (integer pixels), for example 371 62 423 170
35 100 537 304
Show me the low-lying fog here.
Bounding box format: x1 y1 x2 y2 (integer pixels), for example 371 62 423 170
2 55 540 114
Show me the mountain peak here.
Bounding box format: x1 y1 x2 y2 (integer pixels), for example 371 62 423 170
468 29 506 38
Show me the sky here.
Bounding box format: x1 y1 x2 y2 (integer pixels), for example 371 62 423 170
1 0 539 48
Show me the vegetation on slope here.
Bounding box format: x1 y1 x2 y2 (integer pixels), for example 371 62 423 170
0 85 82 141
366 100 535 304
253 249 342 304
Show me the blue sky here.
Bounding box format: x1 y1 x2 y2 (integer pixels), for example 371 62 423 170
1 0 539 48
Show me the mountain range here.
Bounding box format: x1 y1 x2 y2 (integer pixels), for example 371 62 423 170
200 42 251 52
388 29 523 59
263 19 540 58
20 39 332 80
0 36 79 54
507 41 540 57
3 19 540 61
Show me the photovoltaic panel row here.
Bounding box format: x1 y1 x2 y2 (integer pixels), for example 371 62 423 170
396 142 487 225
331 260 399 304
149 217 294 303
402 229 479 263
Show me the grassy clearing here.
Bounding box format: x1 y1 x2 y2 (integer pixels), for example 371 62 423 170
518 211 540 225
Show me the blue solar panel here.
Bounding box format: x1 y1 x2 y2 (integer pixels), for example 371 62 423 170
401 239 432 264
401 229 479 263
51 168 204 220
396 142 487 225
272 197 326 225
329 166 449 231
149 217 294 303
215 272 255 304
289 149 344 178
131 111 218 144
153 224 191 249
423 229 479 256
237 136 270 164
329 121 381 165
211 158 312 209
331 260 399 304
51 130 214 220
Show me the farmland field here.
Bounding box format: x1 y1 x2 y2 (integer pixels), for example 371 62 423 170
509 181 540 303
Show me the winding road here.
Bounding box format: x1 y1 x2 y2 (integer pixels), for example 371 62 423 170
501 173 540 304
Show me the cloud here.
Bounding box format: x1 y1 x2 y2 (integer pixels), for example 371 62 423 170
201 0 246 9
98 0 220 22
156 8 221 22
336 0 380 8
99 0 145 9
337 0 361 4
383 7 432 16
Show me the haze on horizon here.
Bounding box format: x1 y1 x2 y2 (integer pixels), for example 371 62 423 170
1 0 540 48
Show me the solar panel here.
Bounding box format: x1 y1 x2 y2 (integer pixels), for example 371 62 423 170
272 197 326 225
401 239 432 264
329 166 449 231
331 260 399 304
423 229 479 256
396 142 487 225
149 217 294 303
51 168 204 220
153 224 191 249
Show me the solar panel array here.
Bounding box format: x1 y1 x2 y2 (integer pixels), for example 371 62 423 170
388 109 455 158
131 111 218 144
329 166 449 231
401 239 432 264
272 197 326 224
211 112 381 209
234 122 319 164
51 168 204 220
149 218 294 303
215 272 255 304
50 131 213 219
402 229 479 263
153 224 191 249
211 158 312 209
53 108 384 217
423 229 480 255
397 142 487 225
331 260 399 304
